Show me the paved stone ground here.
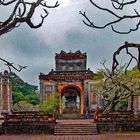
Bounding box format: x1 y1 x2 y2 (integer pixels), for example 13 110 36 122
0 134 140 140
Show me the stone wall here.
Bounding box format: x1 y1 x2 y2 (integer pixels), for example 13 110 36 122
96 118 140 132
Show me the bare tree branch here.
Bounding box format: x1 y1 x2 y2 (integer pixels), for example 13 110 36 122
0 0 59 36
0 57 27 73
112 42 140 74
80 0 140 34
40 1 59 8
0 0 17 5
111 0 137 10
111 20 140 34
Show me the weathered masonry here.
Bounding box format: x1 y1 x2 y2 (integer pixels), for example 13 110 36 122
0 71 12 115
39 51 104 115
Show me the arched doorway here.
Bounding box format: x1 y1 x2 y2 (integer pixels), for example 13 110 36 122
61 86 81 114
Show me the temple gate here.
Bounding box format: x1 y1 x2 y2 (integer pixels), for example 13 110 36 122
39 51 104 115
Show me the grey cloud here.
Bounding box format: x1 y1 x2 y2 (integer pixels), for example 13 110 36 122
0 0 140 85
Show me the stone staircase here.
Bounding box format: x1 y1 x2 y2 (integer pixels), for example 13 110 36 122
59 114 83 120
54 119 98 135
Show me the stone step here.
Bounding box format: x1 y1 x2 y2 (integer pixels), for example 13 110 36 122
54 133 98 135
55 126 97 130
55 130 97 132
54 130 97 133
54 123 98 135
55 126 97 129
56 124 95 126
55 128 97 131
55 126 97 131
54 132 98 135
56 129 96 131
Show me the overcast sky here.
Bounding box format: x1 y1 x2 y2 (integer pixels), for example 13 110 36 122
0 0 140 86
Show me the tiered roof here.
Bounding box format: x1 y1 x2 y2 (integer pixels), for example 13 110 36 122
39 69 94 81
55 50 86 60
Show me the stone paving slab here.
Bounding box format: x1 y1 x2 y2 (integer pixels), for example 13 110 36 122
0 134 140 140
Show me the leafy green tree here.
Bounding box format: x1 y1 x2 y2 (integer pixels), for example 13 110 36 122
11 73 40 105
39 93 59 115
26 95 40 105
12 91 28 104
11 73 38 96
115 99 128 111
93 63 140 113
93 70 104 80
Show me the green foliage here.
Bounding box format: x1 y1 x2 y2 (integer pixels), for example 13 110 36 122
12 91 28 104
39 93 59 115
115 99 128 111
11 73 37 96
91 69 104 94
92 66 140 113
121 68 140 94
127 68 140 80
93 69 104 80
26 95 40 105
11 73 39 105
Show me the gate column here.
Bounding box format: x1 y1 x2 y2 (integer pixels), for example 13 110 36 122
59 94 62 114
80 92 84 115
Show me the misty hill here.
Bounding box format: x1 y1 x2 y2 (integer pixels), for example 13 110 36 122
10 73 40 105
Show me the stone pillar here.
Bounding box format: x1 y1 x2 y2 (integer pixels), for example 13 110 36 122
127 97 131 110
40 82 43 104
80 93 84 114
97 94 104 110
100 94 104 110
52 84 55 97
84 82 88 112
133 95 140 115
9 80 12 113
138 96 140 110
133 96 138 110
59 94 62 114
42 85 46 103
0 71 12 114
7 79 11 113
88 83 91 110
92 93 96 104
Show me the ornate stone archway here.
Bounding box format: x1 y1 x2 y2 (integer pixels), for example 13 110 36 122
58 84 84 115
